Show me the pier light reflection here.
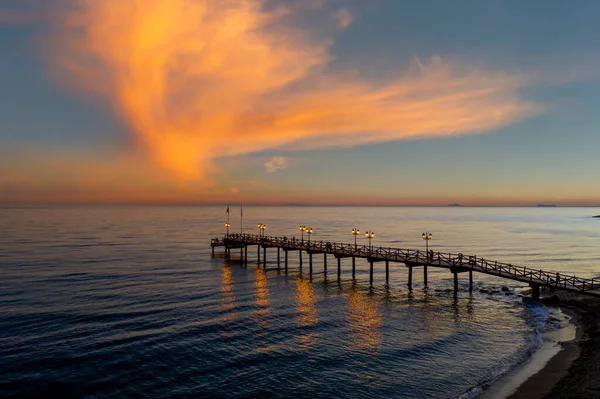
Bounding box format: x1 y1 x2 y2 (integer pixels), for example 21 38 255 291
253 267 273 353
346 283 382 353
254 267 270 315
294 275 319 350
220 263 237 322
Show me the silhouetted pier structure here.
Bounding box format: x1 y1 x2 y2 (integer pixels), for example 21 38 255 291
211 234 600 299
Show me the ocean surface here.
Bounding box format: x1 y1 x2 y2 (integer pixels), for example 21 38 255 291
1 206 599 398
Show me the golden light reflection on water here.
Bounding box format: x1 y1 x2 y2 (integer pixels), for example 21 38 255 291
346 283 383 354
294 275 319 350
253 267 274 353
254 267 270 314
220 264 237 322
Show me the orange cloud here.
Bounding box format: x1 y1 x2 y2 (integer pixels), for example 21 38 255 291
49 0 541 180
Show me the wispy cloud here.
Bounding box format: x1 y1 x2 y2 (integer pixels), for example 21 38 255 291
334 8 353 29
47 0 541 180
264 156 288 173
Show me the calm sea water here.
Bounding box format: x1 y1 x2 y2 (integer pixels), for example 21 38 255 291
1 206 599 398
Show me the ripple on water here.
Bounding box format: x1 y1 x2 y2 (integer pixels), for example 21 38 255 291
2 206 593 398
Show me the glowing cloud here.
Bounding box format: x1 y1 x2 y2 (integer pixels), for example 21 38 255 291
264 156 288 173
49 0 540 180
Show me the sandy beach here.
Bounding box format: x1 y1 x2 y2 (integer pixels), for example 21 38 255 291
493 292 600 399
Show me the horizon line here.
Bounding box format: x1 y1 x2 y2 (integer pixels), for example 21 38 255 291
1 202 599 208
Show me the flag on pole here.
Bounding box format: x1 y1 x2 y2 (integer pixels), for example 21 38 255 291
226 205 229 214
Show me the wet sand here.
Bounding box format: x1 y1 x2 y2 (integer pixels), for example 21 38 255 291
542 293 600 398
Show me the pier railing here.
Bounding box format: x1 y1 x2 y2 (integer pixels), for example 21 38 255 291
213 234 599 295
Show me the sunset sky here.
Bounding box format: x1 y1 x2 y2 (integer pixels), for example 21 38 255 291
1 0 599 206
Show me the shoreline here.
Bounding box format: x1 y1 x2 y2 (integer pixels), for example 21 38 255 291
482 292 600 399
480 306 578 399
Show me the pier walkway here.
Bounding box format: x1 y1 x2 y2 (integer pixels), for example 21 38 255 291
211 234 600 299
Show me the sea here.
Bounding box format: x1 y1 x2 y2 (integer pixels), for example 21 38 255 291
1 206 599 398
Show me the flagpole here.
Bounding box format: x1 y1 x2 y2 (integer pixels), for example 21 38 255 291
240 205 243 235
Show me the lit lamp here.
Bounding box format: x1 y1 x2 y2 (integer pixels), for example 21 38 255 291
365 231 375 251
306 227 314 243
422 232 433 260
225 222 231 237
261 224 267 237
299 225 306 243
352 228 360 250
257 223 264 237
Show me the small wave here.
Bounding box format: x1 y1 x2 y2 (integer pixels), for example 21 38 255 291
458 294 549 398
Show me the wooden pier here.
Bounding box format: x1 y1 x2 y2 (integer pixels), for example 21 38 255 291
211 234 600 299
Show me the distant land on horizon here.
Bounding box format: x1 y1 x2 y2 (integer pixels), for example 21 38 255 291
3 202 600 208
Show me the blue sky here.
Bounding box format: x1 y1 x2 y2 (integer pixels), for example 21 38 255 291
1 0 599 205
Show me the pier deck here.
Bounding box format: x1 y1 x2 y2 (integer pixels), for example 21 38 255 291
211 234 600 298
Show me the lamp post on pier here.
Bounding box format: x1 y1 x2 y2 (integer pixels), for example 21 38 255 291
352 228 360 250
257 223 266 237
365 231 375 252
299 225 306 243
260 224 267 237
225 222 231 237
422 232 432 261
306 227 313 244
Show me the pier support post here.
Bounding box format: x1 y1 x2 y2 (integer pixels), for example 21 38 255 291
324 254 327 275
469 270 473 293
385 260 389 284
352 257 356 278
299 251 303 271
244 245 248 266
337 257 341 281
257 245 260 263
369 260 374 285
408 266 413 290
453 271 459 294
212 246 214 256
424 266 428 287
263 247 267 268
530 283 540 300
240 247 243 260
285 250 288 273
277 248 280 267
309 253 313 276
